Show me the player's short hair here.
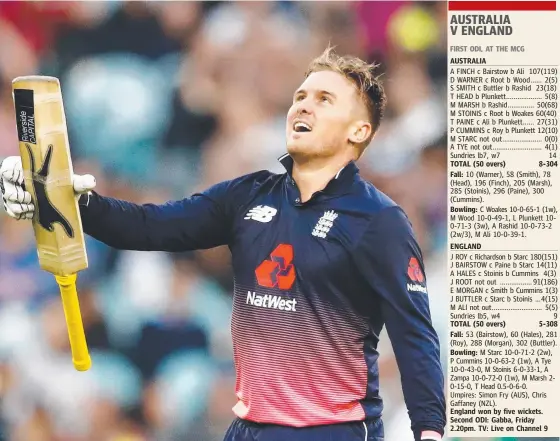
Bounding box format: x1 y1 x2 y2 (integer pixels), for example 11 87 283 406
305 45 386 151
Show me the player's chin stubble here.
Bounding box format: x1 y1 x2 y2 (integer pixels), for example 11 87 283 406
287 140 314 157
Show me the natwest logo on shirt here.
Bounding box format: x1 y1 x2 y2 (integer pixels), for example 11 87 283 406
407 257 427 294
255 244 296 290
246 291 297 311
248 244 297 311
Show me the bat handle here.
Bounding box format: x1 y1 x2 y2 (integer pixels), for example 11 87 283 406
55 274 92 371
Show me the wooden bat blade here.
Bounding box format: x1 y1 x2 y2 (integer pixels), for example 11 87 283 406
12 76 88 276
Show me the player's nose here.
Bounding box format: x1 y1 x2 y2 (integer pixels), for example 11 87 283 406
295 100 313 117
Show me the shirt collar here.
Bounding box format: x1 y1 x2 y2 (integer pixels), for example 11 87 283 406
278 153 358 195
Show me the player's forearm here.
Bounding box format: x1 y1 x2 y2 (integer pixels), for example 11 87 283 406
388 319 446 441
403 362 446 441
78 191 165 250
79 190 230 252
79 191 196 251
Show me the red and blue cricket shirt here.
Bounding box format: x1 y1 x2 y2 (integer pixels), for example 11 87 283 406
79 154 446 440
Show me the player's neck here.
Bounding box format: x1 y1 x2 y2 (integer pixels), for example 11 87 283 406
291 155 353 203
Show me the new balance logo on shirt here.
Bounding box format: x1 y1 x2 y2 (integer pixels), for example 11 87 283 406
244 205 277 223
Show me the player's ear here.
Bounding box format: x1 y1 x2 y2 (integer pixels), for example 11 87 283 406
348 120 372 145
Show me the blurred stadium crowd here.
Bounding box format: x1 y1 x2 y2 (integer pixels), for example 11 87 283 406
0 2 451 440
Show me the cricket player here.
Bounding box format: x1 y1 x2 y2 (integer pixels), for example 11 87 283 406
1 47 445 441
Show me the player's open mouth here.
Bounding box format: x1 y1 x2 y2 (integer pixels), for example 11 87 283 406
293 121 312 133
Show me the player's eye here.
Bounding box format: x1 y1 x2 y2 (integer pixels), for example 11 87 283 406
320 95 331 103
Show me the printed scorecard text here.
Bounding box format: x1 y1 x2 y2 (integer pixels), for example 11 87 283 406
447 0 559 437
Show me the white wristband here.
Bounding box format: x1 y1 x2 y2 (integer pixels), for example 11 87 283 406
421 430 442 440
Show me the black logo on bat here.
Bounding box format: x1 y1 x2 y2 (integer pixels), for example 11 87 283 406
25 143 74 238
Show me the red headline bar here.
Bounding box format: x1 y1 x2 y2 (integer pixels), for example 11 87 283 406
449 1 556 11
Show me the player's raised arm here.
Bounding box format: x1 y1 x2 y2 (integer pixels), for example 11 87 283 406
353 206 446 441
77 172 267 251
77 187 227 252
1 155 267 252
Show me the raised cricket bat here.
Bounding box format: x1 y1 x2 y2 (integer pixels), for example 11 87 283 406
12 76 91 371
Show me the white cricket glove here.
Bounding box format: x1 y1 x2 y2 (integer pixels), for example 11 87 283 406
0 155 96 220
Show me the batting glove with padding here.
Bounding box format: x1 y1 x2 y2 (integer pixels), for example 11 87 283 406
0 155 96 220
